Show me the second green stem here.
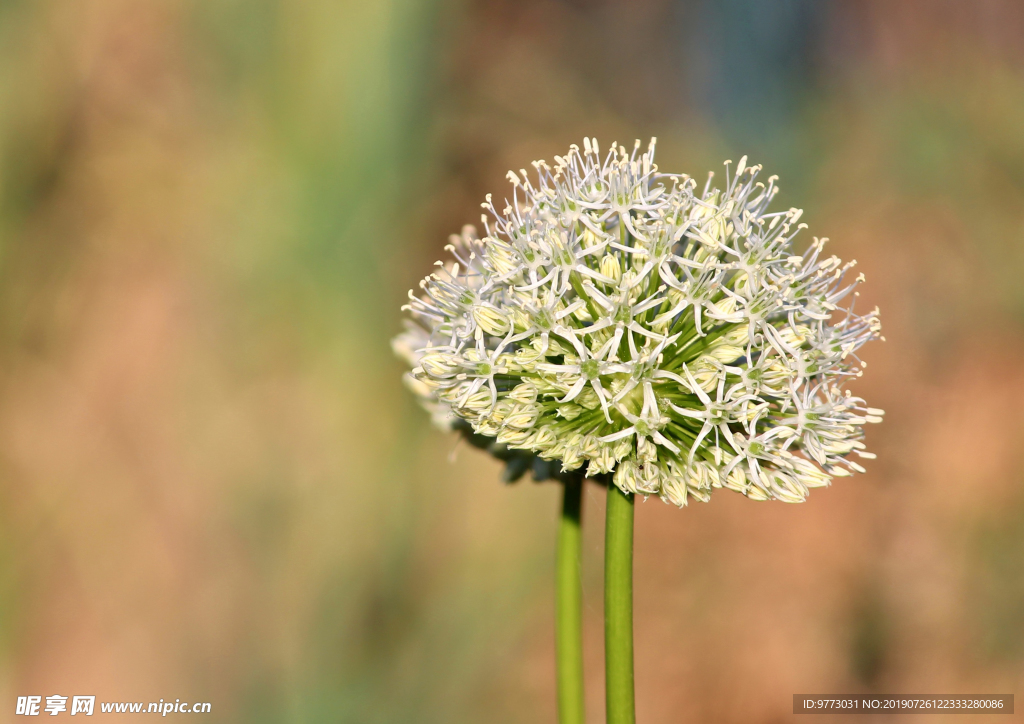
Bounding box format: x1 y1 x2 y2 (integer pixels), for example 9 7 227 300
605 484 635 724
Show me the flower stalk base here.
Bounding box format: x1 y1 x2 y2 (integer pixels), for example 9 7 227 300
556 479 585 724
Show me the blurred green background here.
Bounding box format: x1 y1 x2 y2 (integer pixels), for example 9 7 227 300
0 0 1023 721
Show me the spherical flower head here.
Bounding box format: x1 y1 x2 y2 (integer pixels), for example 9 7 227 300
396 138 884 504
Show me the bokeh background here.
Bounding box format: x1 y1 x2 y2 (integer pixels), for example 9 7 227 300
1 0 1023 721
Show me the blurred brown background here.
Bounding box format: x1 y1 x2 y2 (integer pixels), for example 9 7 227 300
0 0 1023 721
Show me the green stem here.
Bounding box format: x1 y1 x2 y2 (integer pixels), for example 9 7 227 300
556 479 585 724
570 271 603 323
605 484 635 724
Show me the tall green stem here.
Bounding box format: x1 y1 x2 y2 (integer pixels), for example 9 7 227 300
556 479 585 724
605 484 635 724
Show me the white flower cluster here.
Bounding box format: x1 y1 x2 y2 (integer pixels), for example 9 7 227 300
394 139 884 505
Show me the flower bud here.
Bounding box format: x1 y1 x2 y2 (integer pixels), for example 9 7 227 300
508 382 538 404
419 352 460 378
473 306 511 336
600 254 622 283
